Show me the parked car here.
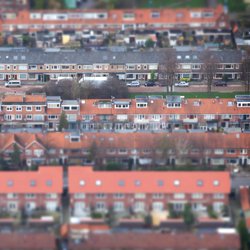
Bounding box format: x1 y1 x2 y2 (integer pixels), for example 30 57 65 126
126 81 140 87
5 80 22 87
174 81 189 87
144 81 156 87
213 80 227 86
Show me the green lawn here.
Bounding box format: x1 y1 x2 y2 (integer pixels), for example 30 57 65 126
129 92 245 99
137 0 247 11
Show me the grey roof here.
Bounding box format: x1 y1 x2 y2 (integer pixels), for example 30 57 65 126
0 48 243 64
46 96 61 102
166 96 181 103
62 100 79 106
235 95 250 102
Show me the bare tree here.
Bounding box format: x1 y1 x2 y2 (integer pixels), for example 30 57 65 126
201 50 218 93
158 49 177 93
242 57 250 94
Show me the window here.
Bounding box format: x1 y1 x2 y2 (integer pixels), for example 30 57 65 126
79 180 85 186
96 193 106 199
213 180 220 186
15 114 22 120
46 193 57 199
26 114 32 120
46 180 52 187
113 202 124 212
30 180 36 187
227 149 236 154
174 193 185 199
134 193 145 199
26 106 32 111
152 193 164 199
134 180 141 186
36 106 41 111
118 180 125 187
25 193 36 199
197 180 203 187
123 12 135 19
173 180 180 186
136 103 147 108
7 180 14 187
95 202 106 211
16 106 22 111
6 106 13 111
157 180 164 187
113 193 124 199
74 193 85 199
151 11 160 18
96 180 102 186
192 193 203 199
7 193 18 199
213 193 224 199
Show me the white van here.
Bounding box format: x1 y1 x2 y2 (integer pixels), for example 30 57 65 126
5 80 22 87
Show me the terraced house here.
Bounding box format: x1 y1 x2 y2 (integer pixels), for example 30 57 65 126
0 48 243 82
0 5 229 33
0 132 249 168
0 167 63 214
68 166 230 217
0 94 250 133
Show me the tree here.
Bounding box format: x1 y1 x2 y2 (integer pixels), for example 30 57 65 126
145 38 155 48
10 144 22 168
158 49 177 93
237 219 249 250
150 71 156 82
242 57 250 94
183 203 195 229
58 111 68 132
201 50 218 93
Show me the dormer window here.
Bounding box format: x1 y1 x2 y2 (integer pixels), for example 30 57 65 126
30 180 36 187
136 103 147 108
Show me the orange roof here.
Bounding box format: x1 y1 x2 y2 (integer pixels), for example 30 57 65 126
2 5 227 30
68 166 230 194
0 132 249 152
240 186 250 211
1 94 46 103
0 167 63 194
80 98 249 116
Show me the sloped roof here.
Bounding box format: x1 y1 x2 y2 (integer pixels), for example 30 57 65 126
68 166 230 194
0 167 63 194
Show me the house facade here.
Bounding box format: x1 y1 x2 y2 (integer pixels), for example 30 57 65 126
0 48 242 82
0 167 63 213
68 166 230 217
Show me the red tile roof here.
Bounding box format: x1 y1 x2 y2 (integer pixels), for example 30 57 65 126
69 232 240 250
0 233 56 250
0 167 63 194
68 166 230 194
240 186 250 211
2 5 227 31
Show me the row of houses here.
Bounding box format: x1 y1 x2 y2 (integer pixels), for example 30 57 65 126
0 5 229 33
0 131 249 168
0 166 230 219
0 48 243 82
0 94 250 133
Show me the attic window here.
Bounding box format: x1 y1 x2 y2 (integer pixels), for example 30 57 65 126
118 180 125 186
157 180 164 187
213 180 220 186
30 180 36 187
96 180 102 186
7 180 14 187
197 180 203 187
174 180 180 186
46 180 52 187
79 180 85 186
135 180 141 186
177 55 182 60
